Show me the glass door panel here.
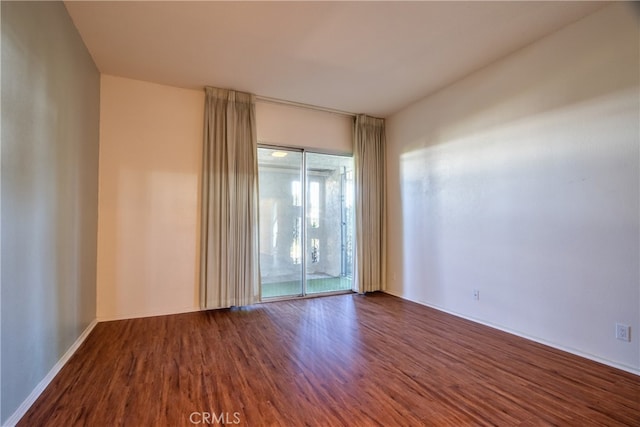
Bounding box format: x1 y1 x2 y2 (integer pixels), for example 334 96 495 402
258 147 303 298
305 153 354 294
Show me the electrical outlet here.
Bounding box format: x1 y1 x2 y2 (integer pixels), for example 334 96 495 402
473 289 480 301
616 323 631 342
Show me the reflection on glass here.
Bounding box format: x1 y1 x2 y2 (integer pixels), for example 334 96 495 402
305 153 354 294
309 181 320 228
291 181 301 207
310 238 320 263
258 147 303 298
290 217 302 265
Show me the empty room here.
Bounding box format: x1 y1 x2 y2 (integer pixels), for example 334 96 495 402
1 1 639 426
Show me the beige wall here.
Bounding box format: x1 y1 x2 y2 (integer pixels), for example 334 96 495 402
97 75 204 320
386 3 639 372
97 77 353 320
256 101 353 154
1 2 100 422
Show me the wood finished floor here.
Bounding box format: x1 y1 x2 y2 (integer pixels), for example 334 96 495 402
19 293 640 426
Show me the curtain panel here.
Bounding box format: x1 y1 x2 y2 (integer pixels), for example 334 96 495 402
200 87 260 309
354 114 386 293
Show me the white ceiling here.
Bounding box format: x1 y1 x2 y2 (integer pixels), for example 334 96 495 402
64 1 606 117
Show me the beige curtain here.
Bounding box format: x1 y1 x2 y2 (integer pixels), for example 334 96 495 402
200 87 260 309
354 114 386 293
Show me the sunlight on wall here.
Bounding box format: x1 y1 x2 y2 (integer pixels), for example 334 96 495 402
399 89 638 326
387 3 640 372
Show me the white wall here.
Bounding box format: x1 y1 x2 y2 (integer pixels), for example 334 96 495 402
97 75 204 320
97 76 353 320
256 101 352 154
386 3 639 372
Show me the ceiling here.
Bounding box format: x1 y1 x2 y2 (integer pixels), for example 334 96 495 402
64 1 606 118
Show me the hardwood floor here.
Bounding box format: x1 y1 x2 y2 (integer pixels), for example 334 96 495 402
18 293 639 426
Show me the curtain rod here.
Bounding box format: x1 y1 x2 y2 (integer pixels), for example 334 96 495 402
255 95 356 118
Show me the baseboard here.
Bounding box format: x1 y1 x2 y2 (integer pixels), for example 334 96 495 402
97 306 201 322
3 319 98 427
382 290 640 376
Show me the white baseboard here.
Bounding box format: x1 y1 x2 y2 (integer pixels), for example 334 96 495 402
97 306 201 322
3 319 98 427
382 290 640 376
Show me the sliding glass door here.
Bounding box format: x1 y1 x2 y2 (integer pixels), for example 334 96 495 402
258 147 304 298
304 153 353 294
258 147 353 299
